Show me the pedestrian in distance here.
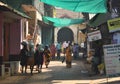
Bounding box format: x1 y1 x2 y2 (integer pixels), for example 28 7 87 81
50 43 56 60
72 43 80 59
61 41 68 63
43 45 51 68
65 43 72 68
56 42 61 60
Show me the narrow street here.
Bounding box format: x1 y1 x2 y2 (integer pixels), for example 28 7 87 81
0 57 120 84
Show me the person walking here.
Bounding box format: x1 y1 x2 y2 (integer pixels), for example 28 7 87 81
34 44 44 73
19 41 28 73
65 43 72 68
72 43 80 59
43 46 51 68
61 41 68 63
62 41 67 55
56 42 61 60
50 43 56 60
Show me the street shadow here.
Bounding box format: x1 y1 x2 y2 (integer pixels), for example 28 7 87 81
5 57 120 84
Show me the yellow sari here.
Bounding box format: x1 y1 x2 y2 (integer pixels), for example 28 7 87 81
65 46 72 68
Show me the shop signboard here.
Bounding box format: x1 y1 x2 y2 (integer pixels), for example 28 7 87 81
103 44 120 77
107 18 120 32
87 30 101 42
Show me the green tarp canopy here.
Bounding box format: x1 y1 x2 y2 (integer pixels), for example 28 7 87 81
43 16 85 27
88 12 112 27
40 0 107 13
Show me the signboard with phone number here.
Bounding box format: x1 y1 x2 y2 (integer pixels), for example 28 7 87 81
103 44 120 77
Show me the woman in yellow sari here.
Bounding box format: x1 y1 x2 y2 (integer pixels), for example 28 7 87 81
65 44 72 68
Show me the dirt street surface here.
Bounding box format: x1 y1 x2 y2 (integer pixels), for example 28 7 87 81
0 58 120 84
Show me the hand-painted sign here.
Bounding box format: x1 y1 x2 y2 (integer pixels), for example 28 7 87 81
103 44 120 77
107 18 120 32
87 30 102 42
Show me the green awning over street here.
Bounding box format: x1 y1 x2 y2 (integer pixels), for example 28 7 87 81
43 16 85 27
40 0 107 13
88 12 112 27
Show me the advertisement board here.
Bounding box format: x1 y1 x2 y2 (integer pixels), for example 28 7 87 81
87 30 102 42
107 18 120 32
103 44 120 76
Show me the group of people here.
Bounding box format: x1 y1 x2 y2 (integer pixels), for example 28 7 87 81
50 41 83 68
19 40 82 74
19 41 51 74
56 41 81 68
50 41 81 60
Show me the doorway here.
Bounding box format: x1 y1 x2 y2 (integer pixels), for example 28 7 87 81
57 27 74 43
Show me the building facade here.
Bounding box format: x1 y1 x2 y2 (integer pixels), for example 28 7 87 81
54 8 86 44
